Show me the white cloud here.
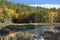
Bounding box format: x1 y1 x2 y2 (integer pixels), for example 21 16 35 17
29 4 60 9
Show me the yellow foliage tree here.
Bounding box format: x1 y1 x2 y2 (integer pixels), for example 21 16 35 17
4 7 19 19
0 8 4 19
48 11 55 23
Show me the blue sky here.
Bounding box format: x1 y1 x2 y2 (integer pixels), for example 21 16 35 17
7 0 60 5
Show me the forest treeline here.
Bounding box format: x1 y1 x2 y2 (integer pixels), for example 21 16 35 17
0 0 60 23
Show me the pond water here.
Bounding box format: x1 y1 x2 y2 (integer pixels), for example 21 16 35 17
15 25 50 34
12 25 50 40
29 25 49 34
1 25 57 40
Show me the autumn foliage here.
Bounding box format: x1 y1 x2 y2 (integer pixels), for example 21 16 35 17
0 0 60 23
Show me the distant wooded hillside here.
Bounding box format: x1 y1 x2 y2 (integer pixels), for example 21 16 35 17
0 0 60 23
